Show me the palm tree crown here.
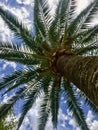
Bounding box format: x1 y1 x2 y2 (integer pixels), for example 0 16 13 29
0 0 98 130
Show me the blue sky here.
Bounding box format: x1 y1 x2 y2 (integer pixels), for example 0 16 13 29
0 0 98 130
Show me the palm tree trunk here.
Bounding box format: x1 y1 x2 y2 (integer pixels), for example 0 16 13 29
56 55 98 106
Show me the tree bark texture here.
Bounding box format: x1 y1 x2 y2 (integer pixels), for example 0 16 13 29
56 55 98 106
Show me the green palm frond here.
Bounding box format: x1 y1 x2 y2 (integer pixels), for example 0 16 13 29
63 0 76 42
17 71 53 130
0 87 25 119
34 0 45 35
75 45 98 55
38 93 50 130
49 0 69 44
0 103 13 119
49 0 61 44
73 28 98 48
69 0 76 19
49 0 76 47
0 68 39 94
74 25 98 48
40 73 52 93
34 0 52 38
82 0 98 28
0 7 36 50
85 97 98 114
77 90 98 115
67 1 96 35
80 25 98 44
50 76 61 129
0 67 49 96
63 81 89 130
38 73 53 129
16 86 40 130
0 42 40 65
64 0 76 24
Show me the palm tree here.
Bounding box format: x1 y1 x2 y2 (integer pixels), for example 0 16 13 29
0 0 98 129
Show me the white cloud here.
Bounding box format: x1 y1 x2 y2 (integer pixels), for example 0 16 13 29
86 110 98 130
76 0 91 14
2 93 9 103
48 0 59 14
59 109 68 121
19 116 31 130
78 0 93 8
2 61 17 71
69 118 77 128
86 110 94 127
11 7 32 26
45 117 54 130
0 17 13 42
91 120 98 130
76 127 81 130
16 0 33 5
0 73 5 78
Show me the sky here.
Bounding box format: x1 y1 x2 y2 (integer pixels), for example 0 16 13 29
0 0 98 130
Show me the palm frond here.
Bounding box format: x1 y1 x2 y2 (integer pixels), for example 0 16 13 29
74 25 98 48
62 0 76 43
34 0 51 38
49 0 76 46
0 68 40 94
16 86 40 130
12 72 52 130
85 97 98 114
75 45 98 55
64 0 76 26
0 7 37 50
41 73 52 93
77 90 98 115
67 1 96 35
39 0 52 29
63 81 89 130
81 25 98 44
0 87 25 119
0 42 40 65
49 0 68 45
69 0 76 19
50 76 61 129
38 73 52 130
1 67 49 96
82 0 98 28
34 0 45 35
38 93 50 130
